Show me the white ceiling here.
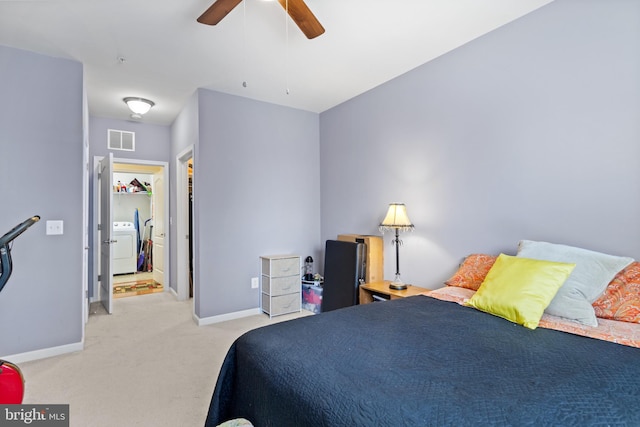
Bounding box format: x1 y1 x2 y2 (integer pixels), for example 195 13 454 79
0 0 553 125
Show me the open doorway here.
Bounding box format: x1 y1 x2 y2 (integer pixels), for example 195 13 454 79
92 157 169 313
176 146 194 304
111 166 162 299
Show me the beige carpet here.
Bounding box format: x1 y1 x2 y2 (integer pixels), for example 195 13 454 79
19 292 309 427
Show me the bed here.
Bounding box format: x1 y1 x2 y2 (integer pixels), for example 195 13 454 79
205 242 640 426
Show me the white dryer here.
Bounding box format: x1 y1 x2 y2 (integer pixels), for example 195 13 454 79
113 222 137 275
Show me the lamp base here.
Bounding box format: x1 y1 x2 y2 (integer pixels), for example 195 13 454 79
388 275 407 290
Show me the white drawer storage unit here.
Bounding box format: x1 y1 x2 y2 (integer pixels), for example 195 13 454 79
261 255 301 317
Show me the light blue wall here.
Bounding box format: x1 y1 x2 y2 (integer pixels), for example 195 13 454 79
169 92 199 295
4 0 638 358
0 45 84 356
320 0 640 289
90 116 172 162
189 89 321 319
170 92 199 159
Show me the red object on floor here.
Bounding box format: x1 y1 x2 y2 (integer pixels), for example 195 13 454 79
304 289 321 305
0 360 24 404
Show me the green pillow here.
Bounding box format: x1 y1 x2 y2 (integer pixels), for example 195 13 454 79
465 254 575 329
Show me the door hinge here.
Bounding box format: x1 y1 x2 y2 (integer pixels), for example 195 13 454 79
98 223 101 231
98 275 101 282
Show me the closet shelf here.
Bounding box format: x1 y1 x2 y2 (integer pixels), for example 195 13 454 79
113 192 152 196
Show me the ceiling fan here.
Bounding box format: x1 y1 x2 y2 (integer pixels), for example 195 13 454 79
197 0 325 39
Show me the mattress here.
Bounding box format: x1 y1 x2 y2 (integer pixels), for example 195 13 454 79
205 295 640 426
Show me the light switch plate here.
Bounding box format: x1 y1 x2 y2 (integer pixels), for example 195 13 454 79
46 220 64 235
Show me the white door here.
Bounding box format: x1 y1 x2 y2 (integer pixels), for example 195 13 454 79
152 169 165 286
99 153 114 314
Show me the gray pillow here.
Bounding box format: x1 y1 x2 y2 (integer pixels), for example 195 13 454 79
516 240 634 327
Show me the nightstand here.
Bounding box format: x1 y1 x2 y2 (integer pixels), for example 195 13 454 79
359 281 430 304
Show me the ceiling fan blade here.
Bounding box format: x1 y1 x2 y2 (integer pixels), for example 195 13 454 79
197 0 243 25
276 0 325 39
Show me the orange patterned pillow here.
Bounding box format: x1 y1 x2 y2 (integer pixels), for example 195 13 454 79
593 262 640 323
444 254 498 291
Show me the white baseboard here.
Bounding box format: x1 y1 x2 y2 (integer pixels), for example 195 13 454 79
2 341 84 364
195 307 262 326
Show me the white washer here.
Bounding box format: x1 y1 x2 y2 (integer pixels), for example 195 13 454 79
113 222 137 275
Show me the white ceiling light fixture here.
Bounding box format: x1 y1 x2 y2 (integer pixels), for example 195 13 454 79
123 97 155 119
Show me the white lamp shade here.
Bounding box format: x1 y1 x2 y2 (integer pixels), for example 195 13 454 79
379 203 414 231
123 97 155 115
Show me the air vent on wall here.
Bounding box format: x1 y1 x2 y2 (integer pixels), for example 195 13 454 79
108 129 135 151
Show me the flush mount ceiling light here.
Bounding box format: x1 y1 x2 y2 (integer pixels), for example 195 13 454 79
123 97 155 119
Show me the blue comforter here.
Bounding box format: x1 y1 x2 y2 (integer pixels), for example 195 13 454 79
205 295 640 426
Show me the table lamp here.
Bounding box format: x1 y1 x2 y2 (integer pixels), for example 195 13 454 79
379 203 414 290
